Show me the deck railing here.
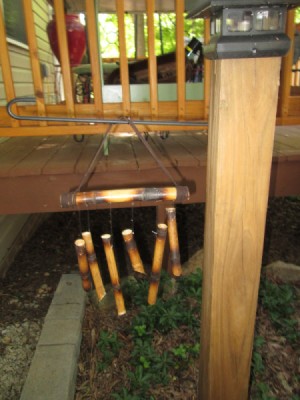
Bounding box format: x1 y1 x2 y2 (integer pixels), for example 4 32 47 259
0 1 299 137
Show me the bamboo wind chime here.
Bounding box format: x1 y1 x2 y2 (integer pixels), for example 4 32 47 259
101 234 126 316
81 231 106 301
148 223 168 305
166 207 182 277
73 206 183 313
74 239 92 292
69 119 187 313
122 229 145 275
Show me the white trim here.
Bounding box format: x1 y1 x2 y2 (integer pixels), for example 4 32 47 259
6 37 29 50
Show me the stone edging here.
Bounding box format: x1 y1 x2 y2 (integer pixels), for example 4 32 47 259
20 274 86 400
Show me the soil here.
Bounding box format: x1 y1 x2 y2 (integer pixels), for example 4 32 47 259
0 197 299 400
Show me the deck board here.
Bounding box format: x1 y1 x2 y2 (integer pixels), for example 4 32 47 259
130 136 158 170
171 132 207 166
42 136 84 175
8 137 68 177
0 127 299 214
75 135 107 174
0 137 45 176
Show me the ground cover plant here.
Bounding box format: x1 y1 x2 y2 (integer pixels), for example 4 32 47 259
75 268 299 400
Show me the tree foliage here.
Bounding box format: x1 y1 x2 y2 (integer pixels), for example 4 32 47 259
98 13 204 58
295 7 300 24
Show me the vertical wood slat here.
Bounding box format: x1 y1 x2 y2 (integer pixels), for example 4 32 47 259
0 3 19 127
204 18 211 121
146 0 158 118
116 0 130 116
85 0 103 115
278 9 295 118
23 0 47 126
175 0 185 120
53 0 75 117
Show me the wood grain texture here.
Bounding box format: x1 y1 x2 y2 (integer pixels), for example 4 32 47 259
199 58 281 400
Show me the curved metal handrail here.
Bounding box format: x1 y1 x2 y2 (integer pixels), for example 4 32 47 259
6 97 208 127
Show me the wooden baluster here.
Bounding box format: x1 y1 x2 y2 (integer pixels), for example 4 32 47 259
101 234 126 316
0 3 19 127
146 0 158 118
204 18 211 121
278 9 295 119
116 0 130 116
85 0 103 114
175 0 185 120
53 0 75 118
23 0 47 126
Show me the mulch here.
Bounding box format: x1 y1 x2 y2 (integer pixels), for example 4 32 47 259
0 197 299 399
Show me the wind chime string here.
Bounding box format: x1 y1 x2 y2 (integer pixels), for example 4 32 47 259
74 124 113 235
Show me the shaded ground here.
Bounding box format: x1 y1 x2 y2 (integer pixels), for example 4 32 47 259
0 197 299 399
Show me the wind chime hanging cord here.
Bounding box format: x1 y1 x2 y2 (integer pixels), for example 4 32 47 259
61 118 190 208
75 123 113 192
126 118 178 187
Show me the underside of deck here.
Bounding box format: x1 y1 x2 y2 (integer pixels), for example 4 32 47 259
0 126 299 215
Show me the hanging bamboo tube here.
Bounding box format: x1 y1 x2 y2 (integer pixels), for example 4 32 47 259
82 231 106 301
60 186 190 208
122 229 145 275
101 234 126 316
166 207 182 277
74 239 92 292
148 223 168 305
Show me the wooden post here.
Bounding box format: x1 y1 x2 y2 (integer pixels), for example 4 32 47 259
199 57 281 400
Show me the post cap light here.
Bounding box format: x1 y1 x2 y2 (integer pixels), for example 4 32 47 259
186 0 300 59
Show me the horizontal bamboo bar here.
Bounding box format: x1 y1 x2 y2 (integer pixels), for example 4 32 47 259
101 234 126 316
61 186 190 208
166 207 182 277
122 229 145 274
82 231 106 300
148 223 168 305
74 238 92 292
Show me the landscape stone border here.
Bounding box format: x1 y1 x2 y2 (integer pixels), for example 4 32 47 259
20 274 86 400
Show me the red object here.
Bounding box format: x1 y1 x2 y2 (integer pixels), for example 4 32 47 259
47 14 86 67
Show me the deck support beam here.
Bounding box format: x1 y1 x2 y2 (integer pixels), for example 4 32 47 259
199 57 281 399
